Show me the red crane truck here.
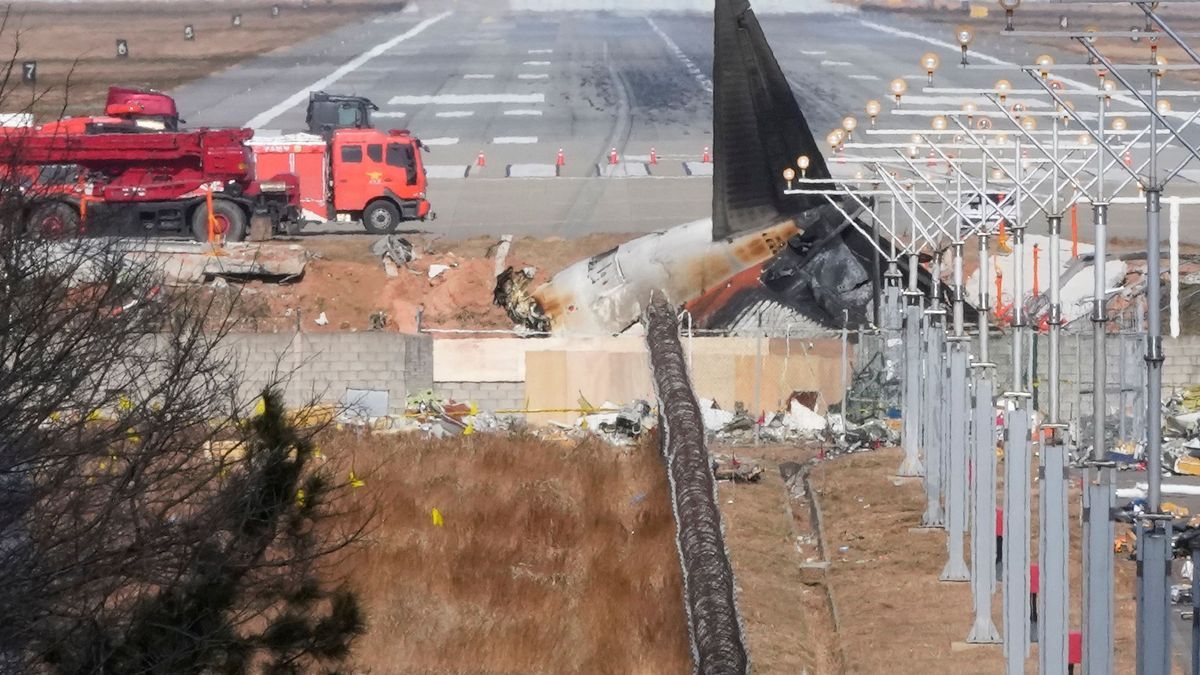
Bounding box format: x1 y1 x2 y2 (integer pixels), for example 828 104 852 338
0 124 300 241
0 87 432 240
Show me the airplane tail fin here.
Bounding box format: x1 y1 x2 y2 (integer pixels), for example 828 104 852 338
713 0 831 240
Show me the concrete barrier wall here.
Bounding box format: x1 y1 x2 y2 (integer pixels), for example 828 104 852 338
433 336 848 423
227 332 433 415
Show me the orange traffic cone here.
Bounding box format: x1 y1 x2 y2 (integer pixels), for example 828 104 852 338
556 148 565 167
649 147 658 165
702 146 711 163
609 148 618 165
476 151 486 167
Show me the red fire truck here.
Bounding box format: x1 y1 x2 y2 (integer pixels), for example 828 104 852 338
248 91 432 234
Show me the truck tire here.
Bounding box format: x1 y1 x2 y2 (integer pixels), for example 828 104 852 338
191 199 247 243
29 201 81 238
362 199 401 234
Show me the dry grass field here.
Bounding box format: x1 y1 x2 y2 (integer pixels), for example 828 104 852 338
328 431 692 674
0 1 407 118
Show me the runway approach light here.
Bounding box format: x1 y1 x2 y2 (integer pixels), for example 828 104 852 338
995 79 1013 104
956 24 974 65
962 101 978 122
1035 54 1055 78
782 167 796 190
827 129 845 151
921 52 941 84
866 99 882 127
1077 133 1093 147
841 115 858 140
991 167 1006 182
797 154 811 178
999 0 1020 31
977 117 994 131
1057 100 1075 125
1155 55 1169 79
1157 98 1173 116
1111 117 1128 133
1020 116 1038 132
890 78 908 106
932 115 949 132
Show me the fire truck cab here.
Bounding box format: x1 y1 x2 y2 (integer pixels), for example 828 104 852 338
249 127 430 234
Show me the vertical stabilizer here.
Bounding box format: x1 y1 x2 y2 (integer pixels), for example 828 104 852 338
712 0 830 240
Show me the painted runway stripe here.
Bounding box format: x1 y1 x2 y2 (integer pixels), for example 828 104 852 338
528 48 554 54
246 10 453 128
436 110 475 118
518 73 550 80
645 17 713 94
374 111 408 118
849 74 880 81
464 73 496 79
800 49 827 56
523 60 552 66
493 136 539 144
390 94 545 105
422 137 460 146
504 109 544 116
820 59 853 67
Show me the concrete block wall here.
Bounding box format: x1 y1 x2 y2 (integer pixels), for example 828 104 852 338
224 331 434 415
1164 338 1200 390
435 381 527 413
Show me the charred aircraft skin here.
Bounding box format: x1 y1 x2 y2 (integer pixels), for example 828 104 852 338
527 218 797 335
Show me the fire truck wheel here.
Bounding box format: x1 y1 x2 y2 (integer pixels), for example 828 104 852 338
191 199 247 242
362 200 401 234
29 201 80 238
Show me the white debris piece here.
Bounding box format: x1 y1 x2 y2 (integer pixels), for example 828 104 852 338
428 264 450 279
314 312 329 326
783 399 827 435
700 399 735 432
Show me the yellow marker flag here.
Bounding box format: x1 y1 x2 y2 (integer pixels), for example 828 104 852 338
348 471 365 488
431 508 444 527
296 489 306 507
117 395 133 412
463 423 475 436
253 397 266 417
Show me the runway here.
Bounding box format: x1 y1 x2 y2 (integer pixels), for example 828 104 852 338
170 0 1200 241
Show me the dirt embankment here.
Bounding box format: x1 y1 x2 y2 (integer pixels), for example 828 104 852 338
0 1 408 119
225 233 636 334
330 431 692 674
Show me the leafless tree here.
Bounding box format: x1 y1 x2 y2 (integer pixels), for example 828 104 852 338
0 43 369 674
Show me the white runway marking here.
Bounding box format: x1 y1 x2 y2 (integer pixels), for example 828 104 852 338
493 136 539 144
508 164 558 178
424 165 471 179
800 49 827 56
683 161 714 176
464 73 496 79
598 162 651 178
374 112 408 118
422 137 461 146
436 110 475 118
518 73 550 80
645 17 713 94
528 48 554 54
523 60 552 66
246 10 453 128
390 93 545 105
504 109 544 116
848 74 880 81
820 59 853 67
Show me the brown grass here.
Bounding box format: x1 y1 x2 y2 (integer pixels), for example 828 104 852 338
0 1 408 118
714 443 843 674
811 447 1141 674
327 430 691 674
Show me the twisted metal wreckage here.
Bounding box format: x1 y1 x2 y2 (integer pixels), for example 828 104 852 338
495 0 968 336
